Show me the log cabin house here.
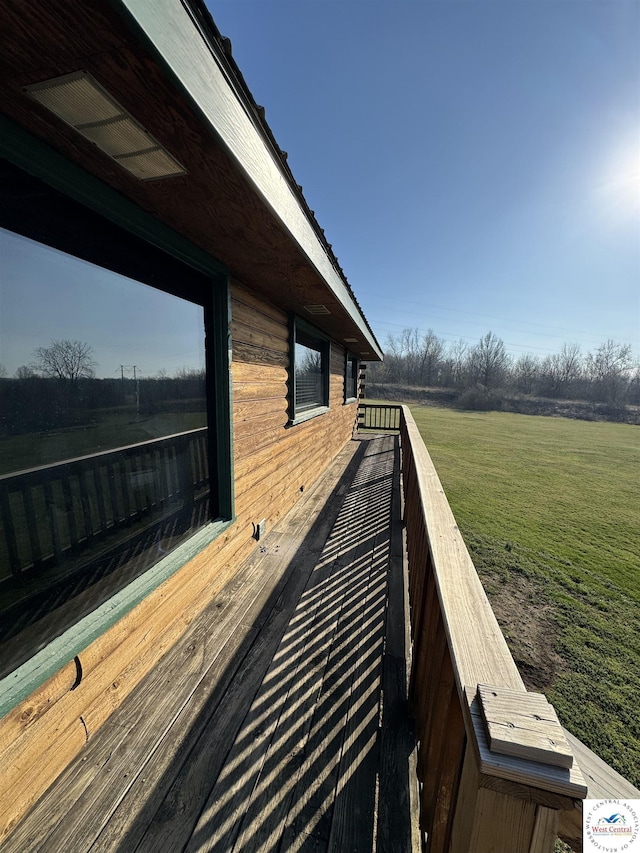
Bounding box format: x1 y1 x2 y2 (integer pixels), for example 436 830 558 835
1 2 638 851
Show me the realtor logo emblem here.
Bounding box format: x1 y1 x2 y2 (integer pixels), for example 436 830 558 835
584 800 640 851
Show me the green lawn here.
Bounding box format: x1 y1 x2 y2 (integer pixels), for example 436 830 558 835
0 411 207 475
409 405 640 787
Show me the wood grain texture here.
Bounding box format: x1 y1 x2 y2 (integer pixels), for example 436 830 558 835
464 689 587 800
400 407 524 699
477 684 573 769
529 807 559 853
7 435 408 853
468 788 538 853
399 404 586 852
1 439 365 853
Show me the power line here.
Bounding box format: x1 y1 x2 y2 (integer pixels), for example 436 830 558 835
361 293 633 341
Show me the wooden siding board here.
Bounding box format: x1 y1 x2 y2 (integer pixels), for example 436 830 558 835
2 440 364 853
0 532 257 840
230 282 288 325
232 377 288 401
1 549 279 853
231 300 290 343
231 318 289 354
231 359 288 384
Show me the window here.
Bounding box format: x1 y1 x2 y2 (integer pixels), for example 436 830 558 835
345 353 359 402
290 319 330 423
0 159 230 679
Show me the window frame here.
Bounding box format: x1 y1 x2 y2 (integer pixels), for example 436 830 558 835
344 352 359 403
0 118 235 714
288 316 331 425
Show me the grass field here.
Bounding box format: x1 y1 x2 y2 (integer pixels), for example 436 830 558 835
0 412 207 476
409 405 640 788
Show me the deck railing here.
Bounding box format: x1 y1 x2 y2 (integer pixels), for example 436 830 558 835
0 428 208 580
362 404 639 852
358 402 402 431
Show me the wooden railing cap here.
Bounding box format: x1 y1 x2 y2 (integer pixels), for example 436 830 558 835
465 686 588 800
477 683 573 768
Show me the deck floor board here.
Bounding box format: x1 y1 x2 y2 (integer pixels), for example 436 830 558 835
4 435 418 853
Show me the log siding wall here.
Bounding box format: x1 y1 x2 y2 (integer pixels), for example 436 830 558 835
0 280 358 841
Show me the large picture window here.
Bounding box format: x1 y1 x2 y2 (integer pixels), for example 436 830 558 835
291 319 330 423
0 160 229 679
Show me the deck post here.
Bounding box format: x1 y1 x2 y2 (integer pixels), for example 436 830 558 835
449 712 571 853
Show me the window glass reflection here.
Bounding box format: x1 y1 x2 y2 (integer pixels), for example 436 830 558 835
295 335 325 413
0 227 210 677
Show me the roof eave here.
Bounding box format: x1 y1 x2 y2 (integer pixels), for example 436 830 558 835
118 0 383 360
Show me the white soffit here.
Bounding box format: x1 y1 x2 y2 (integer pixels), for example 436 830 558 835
119 0 383 359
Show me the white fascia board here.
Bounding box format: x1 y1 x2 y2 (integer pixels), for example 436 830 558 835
119 0 383 360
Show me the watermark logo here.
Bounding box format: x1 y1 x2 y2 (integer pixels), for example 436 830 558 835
584 800 640 851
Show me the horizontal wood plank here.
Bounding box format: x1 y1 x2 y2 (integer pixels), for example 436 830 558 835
477 684 573 769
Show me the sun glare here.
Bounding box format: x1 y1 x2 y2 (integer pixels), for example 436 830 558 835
595 132 640 226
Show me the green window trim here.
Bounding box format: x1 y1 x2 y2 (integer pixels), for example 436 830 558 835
344 352 359 404
288 317 331 425
0 118 235 716
0 518 233 718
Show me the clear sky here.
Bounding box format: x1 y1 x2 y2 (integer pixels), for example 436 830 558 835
208 0 640 360
1 228 205 379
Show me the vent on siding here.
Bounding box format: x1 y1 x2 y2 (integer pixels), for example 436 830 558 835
25 72 187 181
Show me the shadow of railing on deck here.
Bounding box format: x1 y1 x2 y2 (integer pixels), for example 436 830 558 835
114 435 414 853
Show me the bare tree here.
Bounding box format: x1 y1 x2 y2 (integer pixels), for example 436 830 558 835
467 332 510 388
174 366 206 381
419 329 445 386
585 340 633 402
401 328 422 384
385 329 423 384
540 343 582 398
445 338 469 388
384 333 405 383
513 353 540 395
15 365 37 380
33 340 96 383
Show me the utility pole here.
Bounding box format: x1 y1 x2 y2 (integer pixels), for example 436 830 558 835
133 365 140 416
117 365 140 413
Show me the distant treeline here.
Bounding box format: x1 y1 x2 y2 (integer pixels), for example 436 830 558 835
0 373 206 436
367 330 640 411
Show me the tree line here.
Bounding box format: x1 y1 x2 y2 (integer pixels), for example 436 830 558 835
368 330 639 407
0 340 206 436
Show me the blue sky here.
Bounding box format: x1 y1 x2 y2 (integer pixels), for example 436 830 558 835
1 229 205 379
208 0 640 359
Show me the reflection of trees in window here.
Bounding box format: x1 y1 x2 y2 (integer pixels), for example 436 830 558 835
33 339 96 383
294 327 327 415
0 202 214 679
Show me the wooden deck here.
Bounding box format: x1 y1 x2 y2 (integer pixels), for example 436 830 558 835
4 435 419 853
